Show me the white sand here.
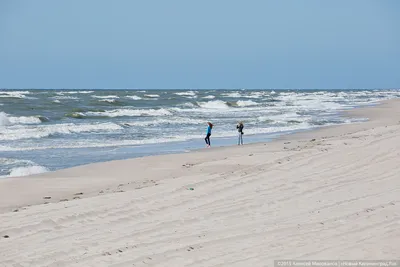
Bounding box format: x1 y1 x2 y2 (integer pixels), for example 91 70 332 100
0 100 399 266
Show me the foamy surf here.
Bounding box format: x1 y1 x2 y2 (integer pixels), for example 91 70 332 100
174 91 197 97
0 157 49 177
0 122 123 141
222 92 242 98
126 95 142 100
55 91 94 95
0 112 45 126
52 96 80 100
84 108 172 117
236 100 258 107
92 95 120 99
144 94 160 98
197 100 230 109
1 89 399 175
8 165 49 177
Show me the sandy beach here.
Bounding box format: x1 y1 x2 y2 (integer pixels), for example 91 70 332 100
1 99 399 266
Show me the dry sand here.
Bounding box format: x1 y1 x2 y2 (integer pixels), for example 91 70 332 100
0 100 399 266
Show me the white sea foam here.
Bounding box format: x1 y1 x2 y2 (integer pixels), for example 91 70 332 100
8 165 49 177
0 122 123 141
0 112 42 126
1 90 399 159
244 92 264 99
236 100 258 107
0 157 35 166
174 91 197 97
52 96 79 100
126 95 142 100
197 100 229 109
67 91 94 94
231 123 313 136
262 112 310 124
56 91 94 95
123 117 204 127
1 158 48 178
85 108 172 117
0 91 30 99
53 100 61 103
277 92 351 111
295 99 345 110
179 102 197 108
0 135 206 151
222 92 242 98
99 99 118 103
92 95 119 99
144 94 160 98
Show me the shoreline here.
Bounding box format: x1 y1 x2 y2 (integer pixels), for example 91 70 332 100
2 89 394 178
0 99 395 212
1 99 399 265
0 99 377 178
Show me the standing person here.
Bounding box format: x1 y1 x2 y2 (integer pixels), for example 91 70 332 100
236 121 244 145
205 122 213 148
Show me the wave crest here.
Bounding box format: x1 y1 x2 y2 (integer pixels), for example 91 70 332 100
84 108 172 117
8 165 49 177
197 100 229 109
0 122 123 141
0 112 45 126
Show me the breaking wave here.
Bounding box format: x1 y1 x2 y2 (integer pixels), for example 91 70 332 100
236 100 258 107
84 108 172 117
197 100 230 109
0 112 47 126
92 95 119 99
126 95 142 100
0 122 123 141
0 91 33 99
174 91 197 97
8 165 49 177
144 94 160 98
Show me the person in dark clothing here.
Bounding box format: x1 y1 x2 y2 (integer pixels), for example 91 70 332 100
236 121 244 145
205 122 213 147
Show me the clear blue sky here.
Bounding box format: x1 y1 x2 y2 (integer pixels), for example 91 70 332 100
0 0 399 89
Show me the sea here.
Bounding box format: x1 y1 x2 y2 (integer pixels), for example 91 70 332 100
1 89 399 177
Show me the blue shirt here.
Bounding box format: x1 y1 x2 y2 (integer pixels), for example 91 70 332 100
207 125 212 134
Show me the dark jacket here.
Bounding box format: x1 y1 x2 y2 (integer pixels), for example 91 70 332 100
237 124 244 134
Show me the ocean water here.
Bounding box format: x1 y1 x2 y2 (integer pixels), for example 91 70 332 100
1 89 399 177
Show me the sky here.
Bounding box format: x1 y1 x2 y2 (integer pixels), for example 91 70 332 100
0 0 399 89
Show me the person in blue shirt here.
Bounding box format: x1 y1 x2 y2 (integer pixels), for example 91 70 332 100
205 122 213 147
